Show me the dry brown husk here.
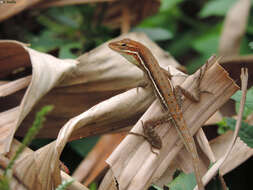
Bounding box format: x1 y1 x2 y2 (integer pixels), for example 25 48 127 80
0 32 182 189
99 58 240 190
0 139 89 190
0 32 181 154
1 1 253 187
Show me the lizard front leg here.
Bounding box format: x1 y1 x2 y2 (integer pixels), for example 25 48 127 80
175 59 212 103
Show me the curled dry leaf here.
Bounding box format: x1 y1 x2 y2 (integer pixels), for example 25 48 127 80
0 155 27 190
0 76 32 97
0 40 77 154
0 139 89 190
1 33 182 189
0 40 31 78
0 33 181 154
154 67 253 189
194 68 249 190
154 128 217 188
101 60 239 190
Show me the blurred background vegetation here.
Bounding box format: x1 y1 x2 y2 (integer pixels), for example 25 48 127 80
1 0 252 73
1 0 253 189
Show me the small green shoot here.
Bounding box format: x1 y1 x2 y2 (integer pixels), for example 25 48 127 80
4 105 54 176
0 105 53 190
0 176 10 190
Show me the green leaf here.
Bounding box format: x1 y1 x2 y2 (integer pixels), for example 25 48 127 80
247 13 253 34
224 117 253 148
30 30 66 52
160 0 184 12
166 171 226 190
217 119 230 135
152 184 163 190
192 32 219 55
231 87 253 117
69 136 99 157
240 36 253 55
137 11 178 36
187 24 221 73
37 15 71 34
89 182 97 190
186 54 210 74
138 13 170 28
199 0 237 18
249 41 253 49
166 32 195 57
59 42 82 58
131 27 173 41
40 6 82 30
51 14 79 29
192 23 221 54
167 172 196 190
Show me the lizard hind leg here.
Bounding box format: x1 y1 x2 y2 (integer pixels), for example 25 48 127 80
150 147 159 156
128 120 161 155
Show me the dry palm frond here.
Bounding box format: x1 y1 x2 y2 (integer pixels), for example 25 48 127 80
0 32 181 189
100 58 239 190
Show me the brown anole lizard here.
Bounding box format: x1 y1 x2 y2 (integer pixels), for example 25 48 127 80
108 38 206 190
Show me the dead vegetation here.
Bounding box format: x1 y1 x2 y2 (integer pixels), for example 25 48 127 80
0 0 253 190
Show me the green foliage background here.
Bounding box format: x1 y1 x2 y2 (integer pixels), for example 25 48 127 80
1 0 252 72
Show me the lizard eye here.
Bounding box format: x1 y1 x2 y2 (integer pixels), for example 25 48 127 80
121 43 127 47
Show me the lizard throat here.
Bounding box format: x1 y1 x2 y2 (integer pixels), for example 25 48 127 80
121 50 169 111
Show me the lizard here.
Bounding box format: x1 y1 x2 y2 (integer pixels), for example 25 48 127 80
108 38 207 190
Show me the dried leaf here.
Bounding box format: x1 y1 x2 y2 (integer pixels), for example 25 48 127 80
1 139 89 190
0 40 76 153
194 68 248 190
101 61 239 190
0 33 181 153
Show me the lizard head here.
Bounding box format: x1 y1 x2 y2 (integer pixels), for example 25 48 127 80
108 38 138 51
108 38 145 68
